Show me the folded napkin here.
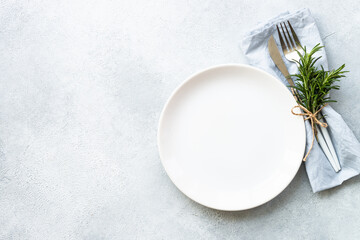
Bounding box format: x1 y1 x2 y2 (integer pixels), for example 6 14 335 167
241 8 360 192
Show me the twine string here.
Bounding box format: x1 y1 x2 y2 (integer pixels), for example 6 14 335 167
291 103 328 161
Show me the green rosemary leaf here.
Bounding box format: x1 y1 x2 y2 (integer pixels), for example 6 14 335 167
292 44 346 114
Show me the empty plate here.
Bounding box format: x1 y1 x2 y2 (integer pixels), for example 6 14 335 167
158 64 305 211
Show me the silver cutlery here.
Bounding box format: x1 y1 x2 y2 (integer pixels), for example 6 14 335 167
269 21 341 172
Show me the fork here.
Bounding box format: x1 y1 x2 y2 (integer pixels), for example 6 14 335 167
276 21 341 172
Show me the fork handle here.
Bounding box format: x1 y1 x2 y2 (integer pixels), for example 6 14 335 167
318 113 341 171
316 125 340 172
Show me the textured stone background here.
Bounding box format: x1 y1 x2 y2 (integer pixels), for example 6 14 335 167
0 0 360 239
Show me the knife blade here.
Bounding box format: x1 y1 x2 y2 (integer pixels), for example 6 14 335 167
268 36 295 87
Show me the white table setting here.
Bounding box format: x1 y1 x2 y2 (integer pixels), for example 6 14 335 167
1 1 360 239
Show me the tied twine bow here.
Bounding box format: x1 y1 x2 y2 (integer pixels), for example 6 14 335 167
291 103 328 161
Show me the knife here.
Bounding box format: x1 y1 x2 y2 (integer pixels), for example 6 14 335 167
268 35 341 172
268 36 295 87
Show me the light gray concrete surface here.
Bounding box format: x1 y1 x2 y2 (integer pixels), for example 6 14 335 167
0 0 360 239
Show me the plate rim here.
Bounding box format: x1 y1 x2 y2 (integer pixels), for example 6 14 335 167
157 63 305 211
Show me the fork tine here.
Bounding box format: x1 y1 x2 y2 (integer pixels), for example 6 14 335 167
287 21 302 48
276 25 287 53
280 23 292 50
283 22 295 49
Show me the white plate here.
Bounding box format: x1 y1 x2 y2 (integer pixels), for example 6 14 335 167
158 64 305 211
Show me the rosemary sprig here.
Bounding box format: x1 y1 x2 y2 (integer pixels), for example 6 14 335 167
292 44 347 115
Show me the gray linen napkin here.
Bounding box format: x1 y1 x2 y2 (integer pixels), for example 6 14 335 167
241 8 360 192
